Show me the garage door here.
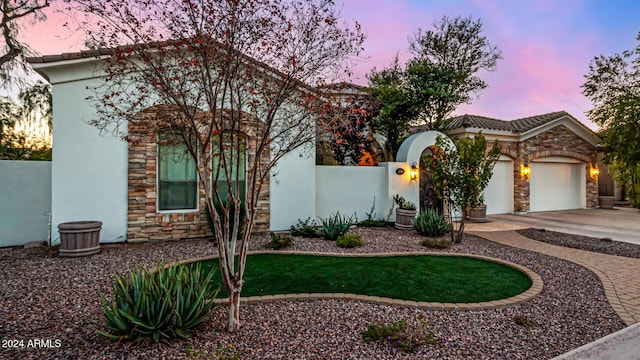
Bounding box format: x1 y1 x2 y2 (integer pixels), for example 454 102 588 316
530 158 585 212
484 158 514 214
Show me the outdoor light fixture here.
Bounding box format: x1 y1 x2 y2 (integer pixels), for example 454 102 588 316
521 162 531 179
590 163 600 179
410 163 418 181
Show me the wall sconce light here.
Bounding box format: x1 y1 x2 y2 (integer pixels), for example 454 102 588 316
590 163 600 179
395 168 405 175
410 163 418 181
520 162 531 179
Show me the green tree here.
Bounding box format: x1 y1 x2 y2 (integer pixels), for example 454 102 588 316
582 31 640 207
408 16 501 130
0 81 51 160
425 133 500 243
367 56 420 161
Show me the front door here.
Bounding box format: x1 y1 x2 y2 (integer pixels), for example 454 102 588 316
419 147 442 213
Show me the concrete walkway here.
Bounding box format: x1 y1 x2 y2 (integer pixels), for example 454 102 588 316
488 207 640 245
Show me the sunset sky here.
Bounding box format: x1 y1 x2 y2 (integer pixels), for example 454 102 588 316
20 0 640 130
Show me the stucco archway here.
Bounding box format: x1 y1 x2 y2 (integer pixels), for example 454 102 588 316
397 131 455 212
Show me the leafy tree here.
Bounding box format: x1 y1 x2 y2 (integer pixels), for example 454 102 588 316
367 16 500 160
69 0 364 332
328 100 376 165
367 56 420 161
0 81 51 159
1 0 51 86
425 133 500 243
408 16 501 130
582 31 640 207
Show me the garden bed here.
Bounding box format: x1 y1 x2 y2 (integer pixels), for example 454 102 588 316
0 227 627 359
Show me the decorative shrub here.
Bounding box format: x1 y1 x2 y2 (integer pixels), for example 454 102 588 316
319 212 355 240
266 232 294 250
289 217 323 238
337 233 364 248
414 209 450 237
393 194 417 211
362 315 440 352
420 237 452 249
358 219 390 227
513 314 538 328
96 261 219 343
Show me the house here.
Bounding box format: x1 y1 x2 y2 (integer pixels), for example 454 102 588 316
23 50 600 246
441 112 601 214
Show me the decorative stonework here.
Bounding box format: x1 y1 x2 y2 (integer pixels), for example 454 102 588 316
492 125 598 212
127 106 270 242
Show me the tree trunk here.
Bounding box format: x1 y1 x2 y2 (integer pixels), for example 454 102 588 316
227 288 241 332
456 209 467 243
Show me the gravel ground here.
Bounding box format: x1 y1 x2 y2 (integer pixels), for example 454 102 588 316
517 228 640 258
0 227 626 359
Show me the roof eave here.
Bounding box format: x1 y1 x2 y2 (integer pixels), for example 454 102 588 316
520 114 601 146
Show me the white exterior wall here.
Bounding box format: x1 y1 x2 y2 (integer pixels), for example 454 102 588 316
0 161 52 247
45 63 128 244
315 162 418 222
269 146 316 231
315 165 387 220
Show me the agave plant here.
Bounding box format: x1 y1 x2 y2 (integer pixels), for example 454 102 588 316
319 212 355 240
414 209 450 237
96 261 219 343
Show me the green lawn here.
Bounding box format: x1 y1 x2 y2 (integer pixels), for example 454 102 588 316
193 254 531 303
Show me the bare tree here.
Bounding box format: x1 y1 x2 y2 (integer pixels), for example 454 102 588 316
1 0 50 85
68 0 364 332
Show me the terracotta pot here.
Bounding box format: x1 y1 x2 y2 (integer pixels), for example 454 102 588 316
395 208 417 230
58 221 102 257
468 205 488 223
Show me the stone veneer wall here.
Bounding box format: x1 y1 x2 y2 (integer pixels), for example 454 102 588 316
127 108 270 242
495 125 598 212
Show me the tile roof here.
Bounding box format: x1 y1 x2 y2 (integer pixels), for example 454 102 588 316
26 49 115 63
443 111 570 133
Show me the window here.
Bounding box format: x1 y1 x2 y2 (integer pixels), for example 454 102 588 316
158 133 198 211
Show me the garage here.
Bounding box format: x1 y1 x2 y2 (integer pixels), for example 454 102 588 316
530 157 586 212
484 156 514 214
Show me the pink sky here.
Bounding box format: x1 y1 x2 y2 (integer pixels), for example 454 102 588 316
20 0 640 130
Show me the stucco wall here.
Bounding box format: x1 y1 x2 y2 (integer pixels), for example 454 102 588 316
269 146 316 231
49 79 128 243
0 161 52 247
314 162 417 224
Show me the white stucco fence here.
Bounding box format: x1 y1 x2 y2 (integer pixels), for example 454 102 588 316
0 160 52 247
314 162 418 224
